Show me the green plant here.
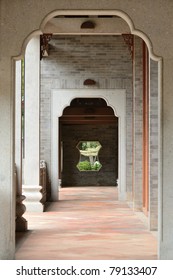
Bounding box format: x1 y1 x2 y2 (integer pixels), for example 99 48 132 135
77 160 91 171
92 161 102 170
77 160 102 171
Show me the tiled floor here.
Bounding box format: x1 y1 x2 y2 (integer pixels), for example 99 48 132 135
15 187 157 260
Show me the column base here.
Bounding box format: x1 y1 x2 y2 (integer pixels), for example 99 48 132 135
24 202 44 212
16 194 28 232
16 217 28 232
22 185 44 212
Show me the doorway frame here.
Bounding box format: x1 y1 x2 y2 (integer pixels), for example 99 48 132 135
51 89 126 201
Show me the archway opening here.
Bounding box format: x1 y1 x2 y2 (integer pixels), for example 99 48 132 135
59 98 118 187
15 9 160 260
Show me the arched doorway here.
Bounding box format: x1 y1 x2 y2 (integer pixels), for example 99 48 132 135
51 89 126 200
59 98 118 187
19 11 158 235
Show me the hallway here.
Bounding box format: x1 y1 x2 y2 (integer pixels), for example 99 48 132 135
15 187 157 260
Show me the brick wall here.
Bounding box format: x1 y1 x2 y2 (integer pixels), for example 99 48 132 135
40 35 133 188
149 59 158 230
132 36 144 210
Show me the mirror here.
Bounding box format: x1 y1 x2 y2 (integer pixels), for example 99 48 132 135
76 141 102 171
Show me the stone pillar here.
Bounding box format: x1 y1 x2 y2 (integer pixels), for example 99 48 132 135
15 60 27 231
132 36 143 210
0 56 15 259
149 59 158 230
23 36 43 212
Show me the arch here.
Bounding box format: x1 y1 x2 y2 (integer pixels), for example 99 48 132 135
54 94 119 118
15 8 162 210
13 8 162 219
7 4 165 260
13 9 162 63
14 11 162 197
51 89 126 201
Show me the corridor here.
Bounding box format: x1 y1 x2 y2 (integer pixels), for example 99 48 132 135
15 187 157 260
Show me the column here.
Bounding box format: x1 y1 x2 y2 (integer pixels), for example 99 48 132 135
15 60 27 230
23 36 43 212
0 56 15 259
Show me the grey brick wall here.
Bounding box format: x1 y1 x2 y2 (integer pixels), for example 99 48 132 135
133 36 143 210
149 59 158 230
40 35 133 189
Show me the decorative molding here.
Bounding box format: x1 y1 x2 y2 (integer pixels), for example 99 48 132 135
40 33 52 60
122 34 134 58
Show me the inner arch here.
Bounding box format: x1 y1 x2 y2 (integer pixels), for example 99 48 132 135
59 97 118 186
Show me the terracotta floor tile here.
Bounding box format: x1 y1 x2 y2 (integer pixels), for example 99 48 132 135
15 187 157 260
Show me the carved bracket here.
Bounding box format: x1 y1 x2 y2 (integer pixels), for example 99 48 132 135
40 33 52 60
